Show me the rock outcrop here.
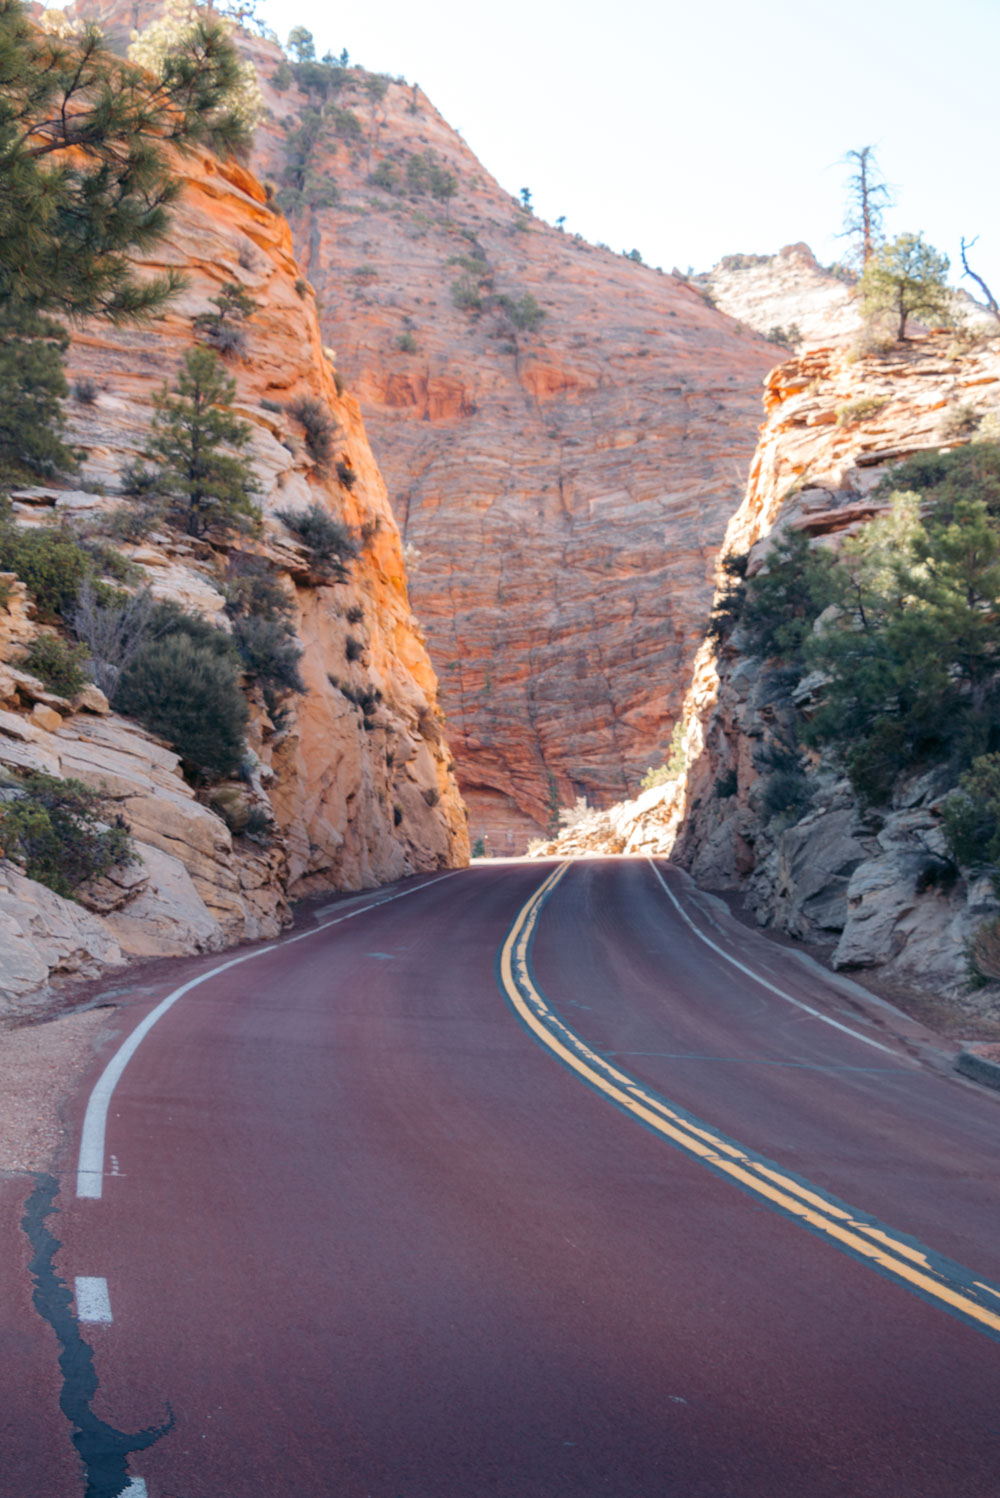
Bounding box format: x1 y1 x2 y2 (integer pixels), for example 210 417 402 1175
211 32 782 847
1 110 467 1012
695 243 998 352
536 333 1000 1010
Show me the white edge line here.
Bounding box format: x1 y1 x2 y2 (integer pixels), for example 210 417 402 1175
645 858 899 1059
76 870 459 1198
74 1276 113 1323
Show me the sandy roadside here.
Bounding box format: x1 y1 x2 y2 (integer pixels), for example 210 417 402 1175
0 1007 112 1174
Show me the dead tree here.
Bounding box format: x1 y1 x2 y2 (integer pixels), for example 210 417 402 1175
960 236 1000 324
842 146 892 269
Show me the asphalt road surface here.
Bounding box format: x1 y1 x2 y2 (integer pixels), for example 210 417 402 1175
4 857 1000 1497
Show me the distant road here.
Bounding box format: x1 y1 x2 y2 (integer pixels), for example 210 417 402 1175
5 858 1000 1496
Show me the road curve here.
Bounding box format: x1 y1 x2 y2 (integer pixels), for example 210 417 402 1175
5 857 1000 1497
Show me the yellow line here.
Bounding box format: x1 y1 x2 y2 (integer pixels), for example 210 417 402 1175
499 863 1000 1339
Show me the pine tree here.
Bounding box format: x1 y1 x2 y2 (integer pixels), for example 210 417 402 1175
144 347 259 538
0 0 253 321
0 0 255 486
0 304 76 484
859 232 952 340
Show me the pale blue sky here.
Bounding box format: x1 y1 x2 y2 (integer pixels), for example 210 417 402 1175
256 0 1000 295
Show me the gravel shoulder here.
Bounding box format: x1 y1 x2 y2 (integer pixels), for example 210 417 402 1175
0 1007 112 1174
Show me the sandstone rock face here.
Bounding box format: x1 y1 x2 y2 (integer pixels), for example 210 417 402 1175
211 32 782 846
0 59 467 1010
538 333 1000 1001
61 147 468 886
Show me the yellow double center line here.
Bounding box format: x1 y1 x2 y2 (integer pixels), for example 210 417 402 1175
498 861 1000 1343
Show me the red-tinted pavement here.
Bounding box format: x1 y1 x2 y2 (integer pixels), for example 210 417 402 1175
4 859 1000 1496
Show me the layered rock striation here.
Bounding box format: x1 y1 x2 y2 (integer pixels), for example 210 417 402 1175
220 36 782 847
1 133 467 1012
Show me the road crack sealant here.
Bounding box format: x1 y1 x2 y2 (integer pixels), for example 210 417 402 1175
21 1174 171 1498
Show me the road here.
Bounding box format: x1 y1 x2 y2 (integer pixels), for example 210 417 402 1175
3 857 1000 1497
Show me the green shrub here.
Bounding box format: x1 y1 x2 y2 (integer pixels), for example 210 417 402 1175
451 277 484 314
0 518 92 622
943 755 1000 888
422 786 440 807
471 835 485 857
705 551 749 642
102 501 165 542
762 768 810 824
243 805 274 844
394 331 418 352
22 635 90 697
640 724 686 789
193 281 259 358
406 150 456 199
276 503 358 579
326 104 362 137
0 770 135 900
938 402 982 440
294 278 310 299
73 377 99 405
836 396 887 426
871 443 1000 520
345 633 363 662
231 614 305 701
494 292 545 331
345 603 364 624
335 459 356 490
116 634 248 776
287 395 338 472
223 553 293 624
371 159 400 192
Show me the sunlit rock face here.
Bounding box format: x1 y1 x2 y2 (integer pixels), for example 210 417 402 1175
229 31 779 846
1 38 469 1006
55 0 779 849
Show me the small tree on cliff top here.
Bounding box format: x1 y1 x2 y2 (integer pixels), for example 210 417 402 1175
859 232 952 340
143 347 259 538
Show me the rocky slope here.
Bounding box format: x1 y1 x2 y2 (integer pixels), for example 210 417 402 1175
535 332 1000 1015
200 29 780 848
1 136 467 1014
695 243 998 352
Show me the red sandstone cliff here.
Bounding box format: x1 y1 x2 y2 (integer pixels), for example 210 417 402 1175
61 2 781 848
1 87 467 1010
247 52 780 845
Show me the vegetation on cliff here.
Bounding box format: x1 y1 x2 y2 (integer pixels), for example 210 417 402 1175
0 768 136 899
715 443 1000 810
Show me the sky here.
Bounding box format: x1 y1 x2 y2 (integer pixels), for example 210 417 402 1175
251 0 1000 296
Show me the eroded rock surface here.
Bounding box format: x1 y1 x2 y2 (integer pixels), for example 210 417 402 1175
0 96 467 1011
538 334 1000 1007
221 33 782 845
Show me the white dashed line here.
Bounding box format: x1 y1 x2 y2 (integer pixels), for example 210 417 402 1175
74 1277 113 1324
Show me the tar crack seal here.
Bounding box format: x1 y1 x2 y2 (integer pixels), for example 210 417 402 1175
21 1174 173 1497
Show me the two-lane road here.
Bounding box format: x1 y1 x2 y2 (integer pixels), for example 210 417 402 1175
4 858 1000 1496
